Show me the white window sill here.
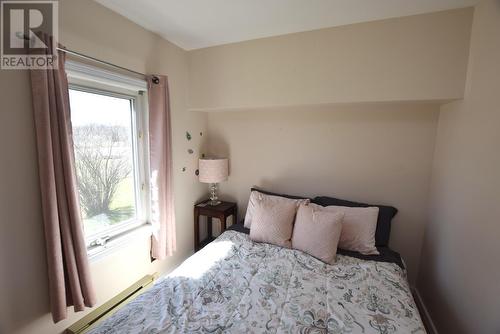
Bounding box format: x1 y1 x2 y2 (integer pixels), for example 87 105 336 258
87 224 153 262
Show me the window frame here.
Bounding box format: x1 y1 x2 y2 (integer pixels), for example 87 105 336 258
66 61 151 255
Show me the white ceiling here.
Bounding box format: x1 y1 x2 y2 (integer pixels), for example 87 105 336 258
95 0 477 50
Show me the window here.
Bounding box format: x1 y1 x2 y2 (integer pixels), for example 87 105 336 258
66 61 149 254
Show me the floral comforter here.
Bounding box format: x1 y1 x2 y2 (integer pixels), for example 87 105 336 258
89 231 425 334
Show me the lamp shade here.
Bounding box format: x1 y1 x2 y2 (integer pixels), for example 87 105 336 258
198 158 228 183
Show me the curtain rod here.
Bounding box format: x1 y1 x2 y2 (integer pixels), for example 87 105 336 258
56 47 146 78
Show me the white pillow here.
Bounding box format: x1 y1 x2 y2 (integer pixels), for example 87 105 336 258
309 203 379 255
249 198 298 248
244 190 309 228
292 204 344 264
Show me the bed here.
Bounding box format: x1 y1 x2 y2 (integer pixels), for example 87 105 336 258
88 225 425 333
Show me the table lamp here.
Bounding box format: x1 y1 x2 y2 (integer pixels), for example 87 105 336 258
198 158 228 206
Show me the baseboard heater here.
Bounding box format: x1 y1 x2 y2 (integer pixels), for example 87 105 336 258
67 273 158 334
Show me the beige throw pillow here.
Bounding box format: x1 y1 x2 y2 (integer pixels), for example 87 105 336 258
291 204 344 264
309 203 379 255
244 190 309 228
249 198 298 248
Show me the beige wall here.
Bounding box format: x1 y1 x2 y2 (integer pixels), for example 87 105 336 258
189 8 473 111
417 1 500 333
206 103 439 283
0 0 493 333
0 1 207 333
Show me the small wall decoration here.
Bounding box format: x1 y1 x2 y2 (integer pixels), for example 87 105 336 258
183 129 204 179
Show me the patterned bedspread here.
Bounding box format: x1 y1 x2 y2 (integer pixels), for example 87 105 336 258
89 231 425 334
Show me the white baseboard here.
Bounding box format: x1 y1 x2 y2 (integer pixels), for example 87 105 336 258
412 288 439 334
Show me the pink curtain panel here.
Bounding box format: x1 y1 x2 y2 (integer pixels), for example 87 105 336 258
148 75 176 259
30 37 96 323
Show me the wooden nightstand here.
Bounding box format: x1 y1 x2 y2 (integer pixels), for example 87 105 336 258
194 200 237 251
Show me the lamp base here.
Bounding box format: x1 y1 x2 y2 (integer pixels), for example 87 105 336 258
208 200 221 206
208 183 221 206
